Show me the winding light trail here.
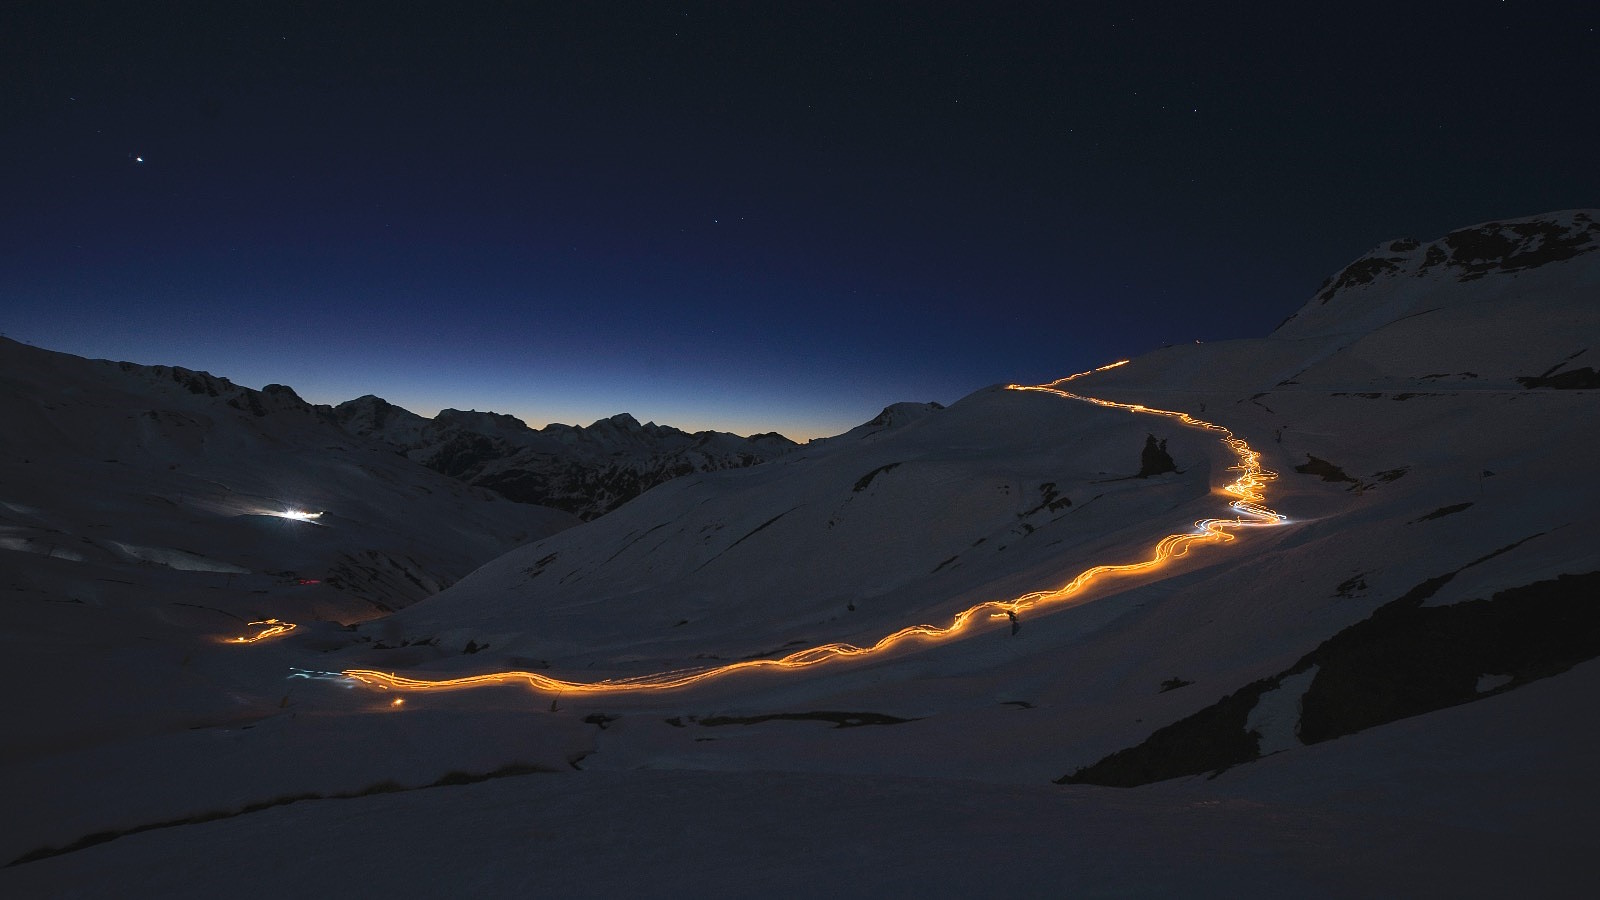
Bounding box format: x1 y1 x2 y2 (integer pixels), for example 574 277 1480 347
226 618 297 643
320 363 1286 697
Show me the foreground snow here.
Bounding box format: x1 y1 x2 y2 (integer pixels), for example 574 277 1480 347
7 658 1594 896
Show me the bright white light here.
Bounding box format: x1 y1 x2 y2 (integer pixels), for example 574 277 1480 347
278 510 323 522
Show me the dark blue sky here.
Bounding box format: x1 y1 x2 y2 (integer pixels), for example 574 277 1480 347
4 2 1596 438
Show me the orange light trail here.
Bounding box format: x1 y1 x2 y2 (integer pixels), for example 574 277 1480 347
226 618 297 644
337 364 1286 698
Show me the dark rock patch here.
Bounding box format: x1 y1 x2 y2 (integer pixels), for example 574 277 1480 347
7 762 553 867
1412 502 1473 523
1518 366 1600 389
1138 435 1177 478
1021 482 1073 517
1442 217 1599 281
1294 455 1356 484
696 710 919 729
522 552 559 579
1316 255 1404 303
723 507 798 553
1057 542 1590 788
1335 574 1369 598
1298 570 1600 743
1056 676 1276 787
852 462 902 492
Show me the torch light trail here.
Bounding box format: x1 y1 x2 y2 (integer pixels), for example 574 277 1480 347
227 618 297 643
322 365 1286 698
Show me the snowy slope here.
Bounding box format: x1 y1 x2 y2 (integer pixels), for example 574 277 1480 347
4 210 1598 895
0 338 577 615
334 395 799 519
364 387 1219 675
0 338 578 800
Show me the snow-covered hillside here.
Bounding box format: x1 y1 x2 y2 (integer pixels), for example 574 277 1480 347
0 338 577 616
4 211 1597 895
334 394 798 519
0 338 577 802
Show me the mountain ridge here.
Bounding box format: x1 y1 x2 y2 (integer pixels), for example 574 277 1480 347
333 394 800 519
0 336 803 521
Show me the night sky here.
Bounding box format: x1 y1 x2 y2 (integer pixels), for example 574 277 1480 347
4 2 1596 439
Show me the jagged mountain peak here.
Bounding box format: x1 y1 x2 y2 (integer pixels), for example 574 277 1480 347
325 399 798 519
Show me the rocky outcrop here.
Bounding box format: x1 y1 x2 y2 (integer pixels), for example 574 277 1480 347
1308 210 1600 308
1137 434 1177 477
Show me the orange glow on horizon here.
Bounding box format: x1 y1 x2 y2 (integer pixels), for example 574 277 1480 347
336 364 1287 699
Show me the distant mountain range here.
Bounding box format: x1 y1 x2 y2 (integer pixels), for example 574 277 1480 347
0 334 814 618
0 337 581 620
332 396 798 520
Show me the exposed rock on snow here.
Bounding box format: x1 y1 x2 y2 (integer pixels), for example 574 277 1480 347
1061 565 1600 786
1137 434 1177 477
1303 209 1599 309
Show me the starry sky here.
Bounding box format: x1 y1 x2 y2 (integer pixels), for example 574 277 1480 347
4 2 1596 439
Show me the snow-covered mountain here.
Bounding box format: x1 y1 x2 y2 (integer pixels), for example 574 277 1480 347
4 210 1597 895
0 338 579 616
0 337 577 804
333 394 799 519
